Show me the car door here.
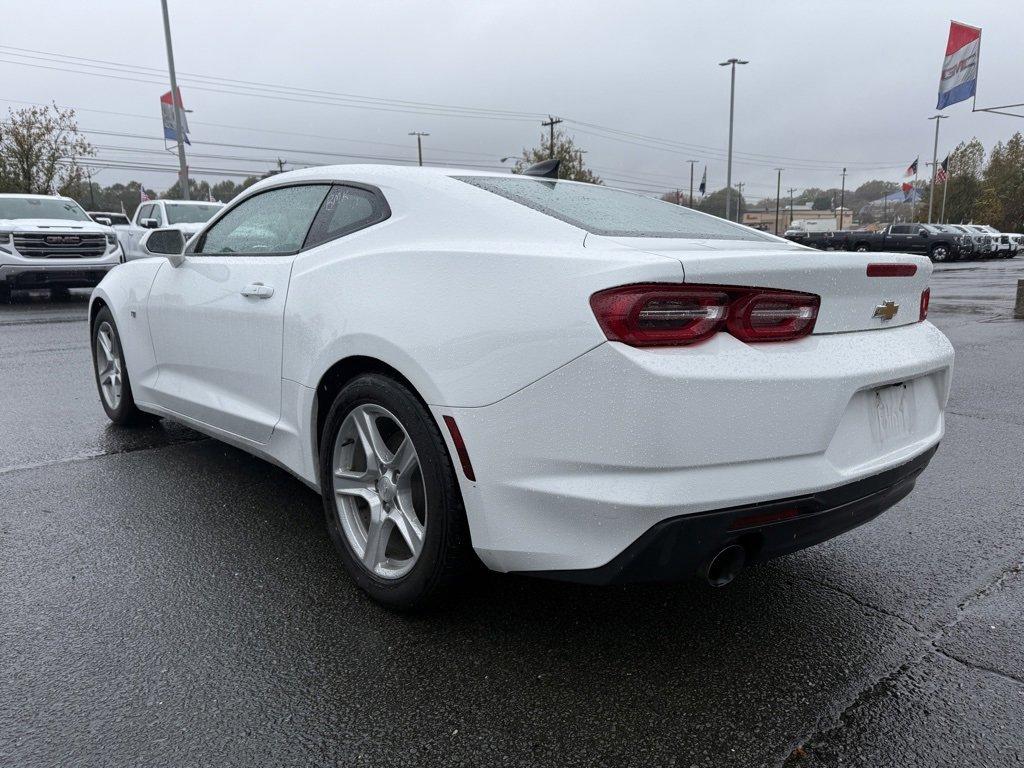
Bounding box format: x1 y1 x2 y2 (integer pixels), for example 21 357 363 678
127 203 153 256
887 224 915 252
146 183 331 444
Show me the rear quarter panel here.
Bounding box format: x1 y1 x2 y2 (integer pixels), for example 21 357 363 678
281 181 684 407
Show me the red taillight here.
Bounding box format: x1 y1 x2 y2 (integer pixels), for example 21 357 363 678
589 284 819 346
867 263 917 277
726 292 820 342
919 288 930 321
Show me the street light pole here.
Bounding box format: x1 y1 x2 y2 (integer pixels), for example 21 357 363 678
719 57 748 221
838 167 847 230
409 132 429 166
927 115 948 223
687 160 697 207
788 187 797 228
160 0 189 200
774 168 783 235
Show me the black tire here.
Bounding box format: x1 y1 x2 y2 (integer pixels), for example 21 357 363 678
854 243 869 252
90 306 149 426
930 244 950 262
0 284 10 303
319 374 472 609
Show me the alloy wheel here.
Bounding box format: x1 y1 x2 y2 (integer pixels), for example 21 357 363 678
331 403 426 580
94 321 123 410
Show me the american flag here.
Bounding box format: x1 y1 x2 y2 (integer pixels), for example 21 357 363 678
140 188 151 203
936 154 950 184
904 157 919 177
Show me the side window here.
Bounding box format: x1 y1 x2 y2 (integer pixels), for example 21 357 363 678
137 204 153 224
304 184 390 248
890 225 908 235
197 184 330 255
152 205 165 226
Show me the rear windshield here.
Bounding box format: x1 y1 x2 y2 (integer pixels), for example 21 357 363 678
0 197 90 221
456 176 772 241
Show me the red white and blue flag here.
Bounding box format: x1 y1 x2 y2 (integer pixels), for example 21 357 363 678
160 87 191 145
904 157 919 178
937 21 981 110
936 155 950 184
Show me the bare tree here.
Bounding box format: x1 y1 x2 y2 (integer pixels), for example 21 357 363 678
0 104 94 195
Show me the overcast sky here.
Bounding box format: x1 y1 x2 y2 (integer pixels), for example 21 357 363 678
3 0 1021 201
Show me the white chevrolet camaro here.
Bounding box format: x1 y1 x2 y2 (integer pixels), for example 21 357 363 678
90 165 954 607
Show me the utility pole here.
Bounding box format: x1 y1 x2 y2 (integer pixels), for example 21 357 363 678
687 160 698 207
774 168 783 235
275 157 286 174
736 182 745 223
719 57 748 221
409 132 429 166
160 0 189 200
838 167 847 230
787 187 797 228
927 114 948 223
541 116 563 159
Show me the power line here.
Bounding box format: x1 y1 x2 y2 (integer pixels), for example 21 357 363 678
0 46 910 171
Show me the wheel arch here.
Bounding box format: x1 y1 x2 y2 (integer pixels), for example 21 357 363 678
311 355 431 463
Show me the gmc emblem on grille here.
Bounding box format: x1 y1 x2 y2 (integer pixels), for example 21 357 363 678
46 235 81 245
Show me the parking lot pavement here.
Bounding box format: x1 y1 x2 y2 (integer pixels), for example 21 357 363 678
2 262 1023 767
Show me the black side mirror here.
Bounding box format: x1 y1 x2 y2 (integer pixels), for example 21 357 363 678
142 228 186 266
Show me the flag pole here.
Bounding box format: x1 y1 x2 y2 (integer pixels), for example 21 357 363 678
941 173 950 223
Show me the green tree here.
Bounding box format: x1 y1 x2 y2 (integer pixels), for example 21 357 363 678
697 187 745 220
0 104 93 194
513 129 601 183
941 138 985 224
979 132 1024 230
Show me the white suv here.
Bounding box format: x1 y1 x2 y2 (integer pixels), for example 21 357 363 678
0 194 122 300
122 199 223 260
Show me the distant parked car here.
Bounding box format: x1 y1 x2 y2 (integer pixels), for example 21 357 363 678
966 225 1017 258
122 199 224 260
945 225 994 257
844 224 968 262
0 194 122 300
88 212 132 261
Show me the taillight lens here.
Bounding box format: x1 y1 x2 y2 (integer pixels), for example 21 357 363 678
919 288 930 321
727 292 820 342
590 283 819 346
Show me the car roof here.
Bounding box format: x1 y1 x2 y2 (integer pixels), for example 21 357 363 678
0 193 76 201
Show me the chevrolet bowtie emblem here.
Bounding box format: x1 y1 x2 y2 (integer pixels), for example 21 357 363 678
873 300 900 321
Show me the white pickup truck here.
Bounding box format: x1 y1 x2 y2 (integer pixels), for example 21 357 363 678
0 194 123 300
122 199 224 260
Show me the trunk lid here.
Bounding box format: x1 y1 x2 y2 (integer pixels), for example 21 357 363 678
591 237 931 333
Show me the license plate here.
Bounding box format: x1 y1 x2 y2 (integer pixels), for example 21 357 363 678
872 383 912 444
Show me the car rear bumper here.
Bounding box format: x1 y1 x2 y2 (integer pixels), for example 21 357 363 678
525 444 936 584
438 321 954 574
0 263 117 289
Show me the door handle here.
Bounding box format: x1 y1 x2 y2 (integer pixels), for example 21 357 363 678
240 282 275 299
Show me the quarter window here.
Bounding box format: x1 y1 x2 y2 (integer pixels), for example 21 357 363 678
197 184 330 255
304 185 390 248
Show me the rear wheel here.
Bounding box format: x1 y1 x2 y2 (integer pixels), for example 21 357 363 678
319 374 471 609
854 243 869 252
91 307 148 425
930 244 950 262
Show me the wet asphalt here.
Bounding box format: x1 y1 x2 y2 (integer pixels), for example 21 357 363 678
1 260 1023 767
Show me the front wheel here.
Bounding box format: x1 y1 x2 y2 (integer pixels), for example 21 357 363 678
91 307 149 425
319 374 472 609
930 244 950 262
